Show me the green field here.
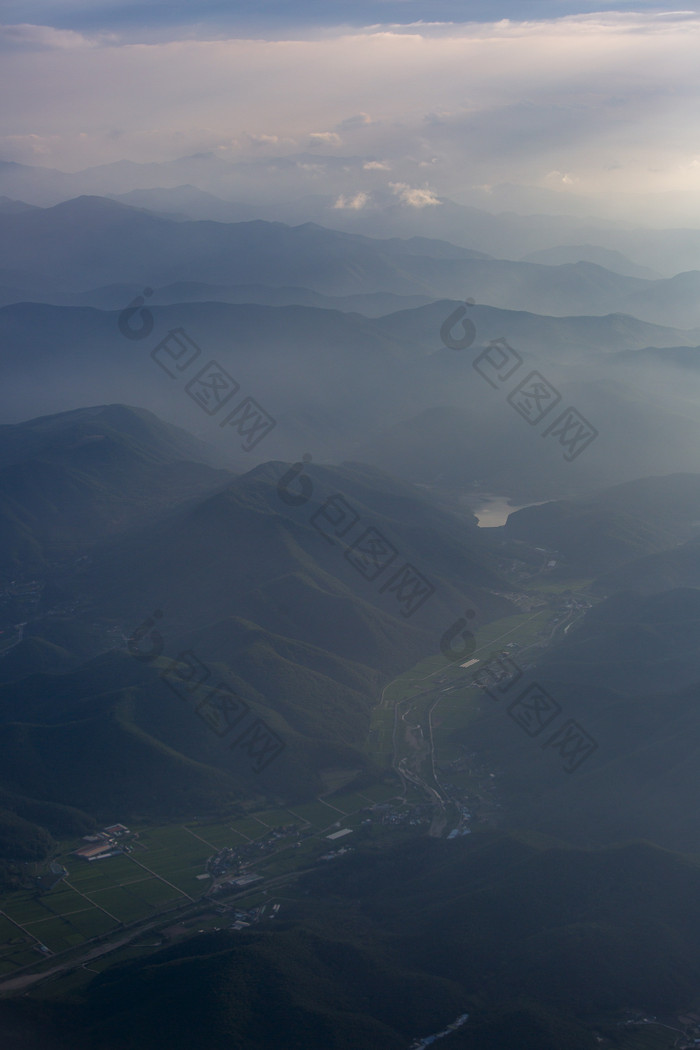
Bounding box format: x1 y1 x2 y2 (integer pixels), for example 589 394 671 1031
0 602 569 975
26 916 84 953
256 836 328 877
285 801 342 828
124 879 181 907
86 887 154 924
2 898 54 925
327 792 373 814
532 578 593 595
0 832 206 960
359 781 401 803
128 827 211 896
189 822 252 849
62 909 118 939
363 603 565 790
227 818 270 840
0 770 418 979
431 690 481 760
250 808 299 827
0 909 38 974
0 947 41 974
0 809 285 971
0 915 21 943
469 609 550 658
366 705 394 765
137 826 207 854
65 868 114 891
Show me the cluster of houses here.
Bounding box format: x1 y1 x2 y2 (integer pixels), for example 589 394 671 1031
369 802 433 827
205 825 302 881
622 1011 700 1046
229 903 280 930
211 872 264 896
320 846 354 861
73 824 131 862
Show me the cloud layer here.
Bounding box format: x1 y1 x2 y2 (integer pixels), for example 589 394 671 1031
3 11 700 221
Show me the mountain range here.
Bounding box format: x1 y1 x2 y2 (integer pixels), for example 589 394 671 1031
6 151 700 274
0 405 518 862
6 153 700 1049
5 194 700 326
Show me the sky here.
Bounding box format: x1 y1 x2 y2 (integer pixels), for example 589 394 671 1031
3 2 700 221
4 1 700 34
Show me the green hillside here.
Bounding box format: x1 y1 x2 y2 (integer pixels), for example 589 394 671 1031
0 404 231 574
451 588 700 850
504 473 700 575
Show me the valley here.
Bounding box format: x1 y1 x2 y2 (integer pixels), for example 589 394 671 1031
0 576 594 992
5 80 700 1042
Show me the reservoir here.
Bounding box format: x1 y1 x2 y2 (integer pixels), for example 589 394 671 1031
470 494 549 528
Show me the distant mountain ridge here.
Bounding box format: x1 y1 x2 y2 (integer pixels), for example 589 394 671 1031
4 297 700 494
7 195 700 327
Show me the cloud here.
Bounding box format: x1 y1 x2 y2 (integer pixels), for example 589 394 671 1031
389 181 441 206
333 191 370 209
546 169 579 186
3 13 700 220
0 22 97 51
0 132 60 154
245 132 280 147
339 113 373 128
297 161 327 174
308 131 342 147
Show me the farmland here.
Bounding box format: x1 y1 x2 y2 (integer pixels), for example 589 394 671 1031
0 779 403 979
